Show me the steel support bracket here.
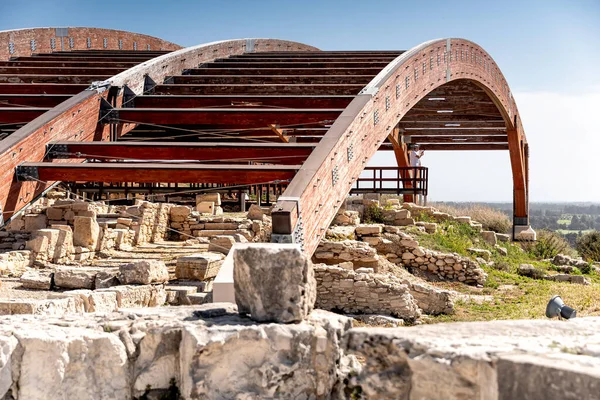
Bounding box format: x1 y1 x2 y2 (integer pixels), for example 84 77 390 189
46 143 69 160
88 80 111 93
15 164 39 182
271 196 304 250
99 97 118 124
143 74 157 94
122 85 136 108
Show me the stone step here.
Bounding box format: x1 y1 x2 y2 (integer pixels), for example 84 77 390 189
165 285 198 305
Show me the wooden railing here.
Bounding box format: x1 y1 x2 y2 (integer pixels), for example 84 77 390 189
351 166 428 196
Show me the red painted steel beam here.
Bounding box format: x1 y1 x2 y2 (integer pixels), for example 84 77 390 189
0 61 141 68
170 75 373 85
418 143 509 151
0 84 89 94
47 141 316 164
154 84 364 95
110 108 343 128
410 135 509 143
0 75 112 84
0 66 127 75
132 95 355 109
206 61 392 68
0 94 71 107
18 162 300 184
14 56 160 62
0 107 50 123
188 67 384 76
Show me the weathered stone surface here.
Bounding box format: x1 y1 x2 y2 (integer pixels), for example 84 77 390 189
24 214 47 231
73 216 100 250
355 224 383 236
314 264 422 321
468 247 492 261
53 267 98 289
544 274 590 285
180 309 348 399
345 318 600 400
170 205 191 222
175 252 224 281
481 230 498 245
119 260 169 285
14 327 129 399
96 285 166 308
20 269 52 290
95 269 121 288
233 243 316 323
208 235 236 254
196 201 214 214
496 233 510 242
246 204 264 220
196 193 221 206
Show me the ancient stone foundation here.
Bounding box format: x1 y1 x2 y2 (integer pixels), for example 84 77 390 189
0 305 598 399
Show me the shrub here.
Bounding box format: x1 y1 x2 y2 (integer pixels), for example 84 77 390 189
433 203 511 233
525 229 576 260
363 204 385 224
576 231 600 262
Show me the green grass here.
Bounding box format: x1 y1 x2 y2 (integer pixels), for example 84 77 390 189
401 218 600 323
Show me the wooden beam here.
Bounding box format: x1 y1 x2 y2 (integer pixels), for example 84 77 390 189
507 128 527 218
387 126 413 202
17 162 299 185
269 124 289 143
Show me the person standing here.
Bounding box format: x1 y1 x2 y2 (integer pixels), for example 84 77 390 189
408 144 425 203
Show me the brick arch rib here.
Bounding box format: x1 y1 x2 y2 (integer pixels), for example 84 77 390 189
271 38 529 255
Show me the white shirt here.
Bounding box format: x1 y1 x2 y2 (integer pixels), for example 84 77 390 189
409 150 421 167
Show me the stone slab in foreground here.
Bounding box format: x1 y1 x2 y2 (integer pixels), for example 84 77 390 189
0 306 599 399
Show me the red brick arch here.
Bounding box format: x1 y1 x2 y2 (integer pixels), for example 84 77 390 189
273 38 529 255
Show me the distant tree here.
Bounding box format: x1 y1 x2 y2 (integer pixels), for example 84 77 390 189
576 231 600 262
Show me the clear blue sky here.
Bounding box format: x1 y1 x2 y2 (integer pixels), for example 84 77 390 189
1 0 599 201
1 0 598 92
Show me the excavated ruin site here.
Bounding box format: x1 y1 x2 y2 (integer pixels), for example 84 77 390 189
0 27 597 399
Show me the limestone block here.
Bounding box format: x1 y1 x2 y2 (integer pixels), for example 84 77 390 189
25 235 48 254
196 192 221 206
33 228 60 262
396 218 415 226
119 260 169 285
468 248 492 261
208 235 236 254
95 269 120 288
0 335 17 396
14 328 129 399
233 243 316 323
53 267 98 289
196 202 215 215
20 269 52 290
481 230 497 245
73 216 100 250
116 217 132 227
0 297 79 316
355 224 383 236
456 216 472 224
386 199 401 207
170 205 191 222
187 292 212 305
496 233 510 242
179 310 348 399
176 252 224 281
50 225 73 263
246 204 264 221
133 327 182 396
214 206 224 216
97 284 167 308
45 207 64 220
24 214 47 231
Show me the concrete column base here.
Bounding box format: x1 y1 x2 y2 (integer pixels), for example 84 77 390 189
513 225 536 241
